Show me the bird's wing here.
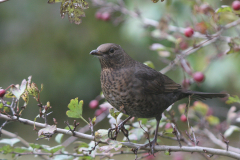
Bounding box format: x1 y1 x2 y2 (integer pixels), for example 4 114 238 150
134 66 181 94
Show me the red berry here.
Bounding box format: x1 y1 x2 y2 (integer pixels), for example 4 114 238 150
179 41 188 50
95 12 102 20
165 123 172 129
180 114 187 122
95 109 103 116
232 1 240 11
89 100 99 109
0 89 6 98
100 107 108 112
193 72 205 83
101 12 111 21
184 27 194 37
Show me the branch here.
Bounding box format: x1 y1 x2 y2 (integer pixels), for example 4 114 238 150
61 110 109 147
203 128 240 153
1 129 30 147
9 150 146 157
160 18 240 74
0 113 93 140
1 113 240 159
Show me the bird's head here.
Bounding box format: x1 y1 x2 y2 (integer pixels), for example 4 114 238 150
90 43 133 69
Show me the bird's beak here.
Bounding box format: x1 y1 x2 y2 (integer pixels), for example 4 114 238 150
90 49 103 56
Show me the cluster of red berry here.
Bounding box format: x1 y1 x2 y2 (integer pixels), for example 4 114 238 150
95 12 111 21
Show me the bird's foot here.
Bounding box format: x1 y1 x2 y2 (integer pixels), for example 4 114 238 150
133 139 157 155
108 120 130 142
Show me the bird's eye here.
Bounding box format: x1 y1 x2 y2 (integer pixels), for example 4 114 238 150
109 48 114 53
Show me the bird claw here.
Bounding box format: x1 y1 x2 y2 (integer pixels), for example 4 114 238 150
108 120 130 142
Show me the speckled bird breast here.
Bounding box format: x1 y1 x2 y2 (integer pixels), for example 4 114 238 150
100 68 169 118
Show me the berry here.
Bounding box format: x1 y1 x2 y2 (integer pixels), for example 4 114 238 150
95 12 102 20
184 27 194 37
95 109 103 116
232 1 240 11
101 12 111 21
180 114 187 122
100 107 108 112
179 41 188 50
193 72 205 83
89 100 99 109
0 89 6 98
165 123 172 129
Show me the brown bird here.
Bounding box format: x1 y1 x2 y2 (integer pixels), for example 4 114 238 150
90 43 228 154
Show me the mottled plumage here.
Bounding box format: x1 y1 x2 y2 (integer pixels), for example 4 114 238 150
90 43 228 153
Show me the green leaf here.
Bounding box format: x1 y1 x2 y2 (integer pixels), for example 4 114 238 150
13 147 31 153
65 125 74 130
164 150 170 155
55 133 64 144
192 101 209 116
48 0 62 3
42 145 64 154
60 0 89 25
138 118 148 125
92 116 96 125
163 128 174 137
29 143 43 149
227 38 240 54
226 95 240 104
216 5 233 13
109 108 121 120
10 79 27 100
0 145 13 154
144 61 155 69
0 138 20 146
74 141 89 148
66 98 89 124
206 115 220 126
66 98 83 118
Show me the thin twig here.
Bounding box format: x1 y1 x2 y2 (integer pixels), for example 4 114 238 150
203 129 240 153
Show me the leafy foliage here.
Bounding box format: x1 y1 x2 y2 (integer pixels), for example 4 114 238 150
0 138 20 147
48 0 89 25
66 98 89 124
10 79 27 100
226 95 240 104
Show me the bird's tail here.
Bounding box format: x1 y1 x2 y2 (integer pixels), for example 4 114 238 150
181 90 229 101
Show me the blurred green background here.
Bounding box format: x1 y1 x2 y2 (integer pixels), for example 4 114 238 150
0 0 240 159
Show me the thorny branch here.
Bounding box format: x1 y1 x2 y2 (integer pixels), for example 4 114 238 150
0 113 240 159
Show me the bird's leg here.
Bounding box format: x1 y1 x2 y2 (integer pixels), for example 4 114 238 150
108 116 132 141
135 117 161 155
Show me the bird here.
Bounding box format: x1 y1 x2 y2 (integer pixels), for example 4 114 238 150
90 43 228 154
